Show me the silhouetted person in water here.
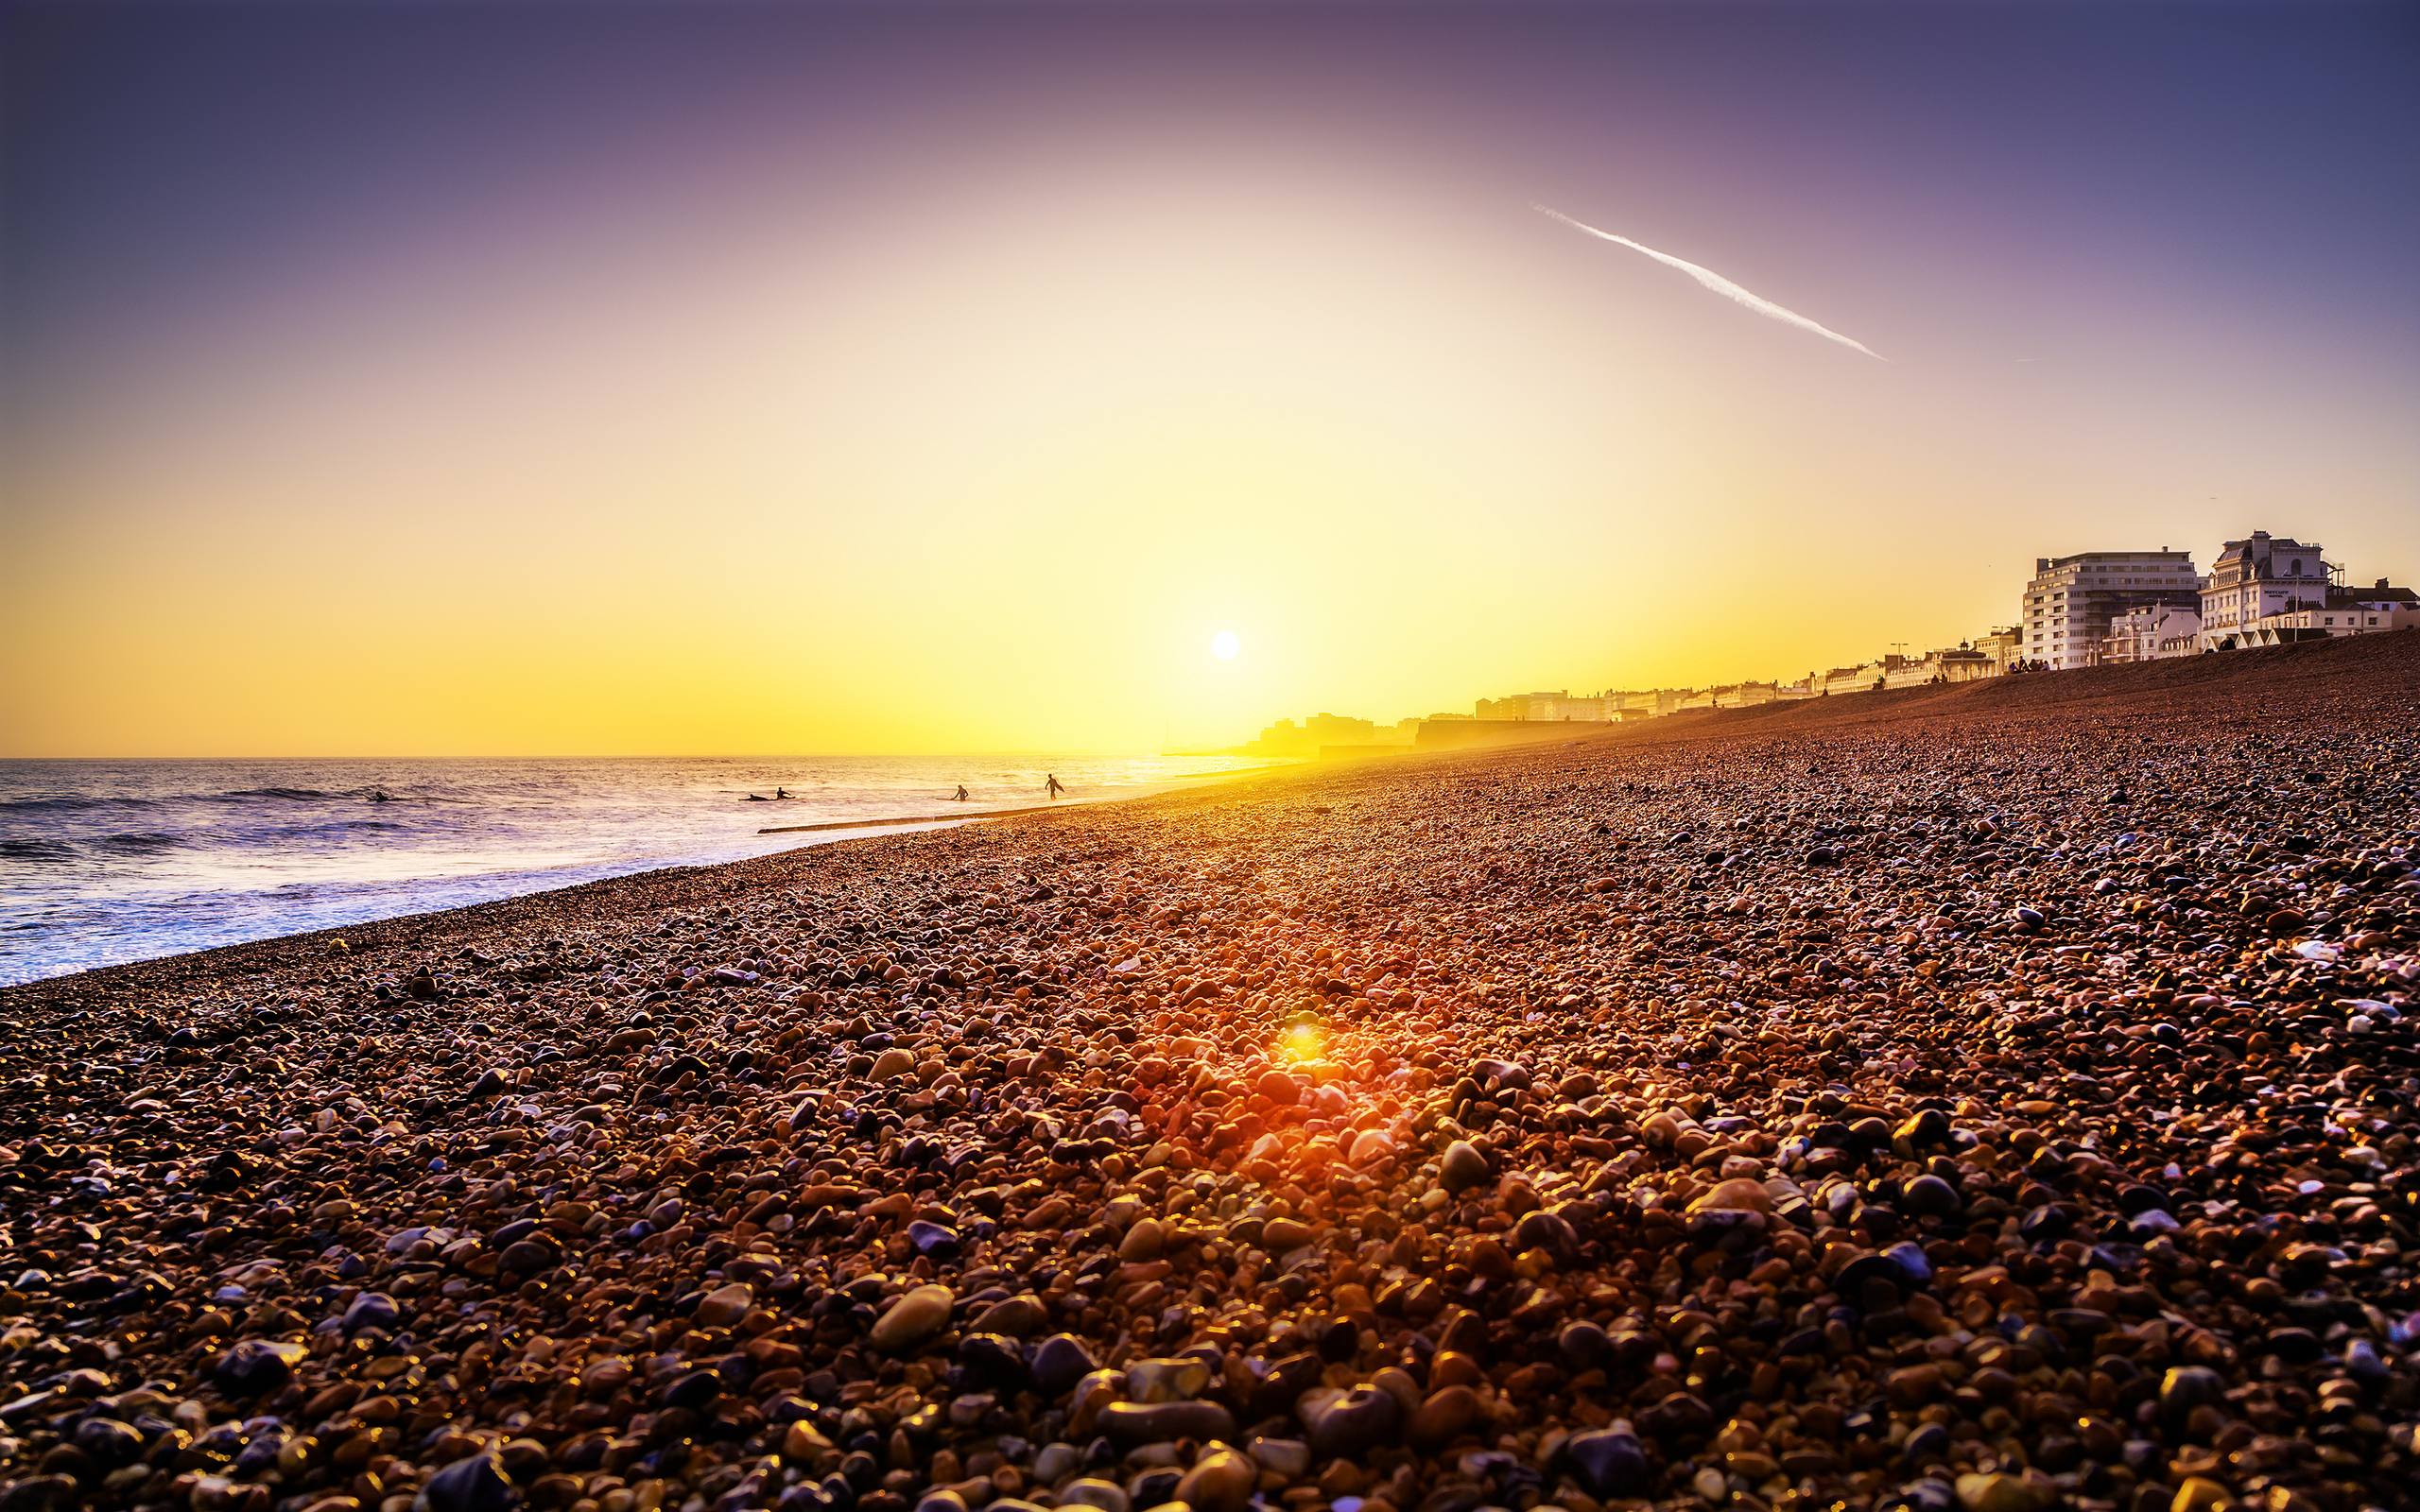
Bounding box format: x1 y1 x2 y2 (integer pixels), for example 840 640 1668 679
775 787 788 799
1046 774 1065 799
953 785 970 801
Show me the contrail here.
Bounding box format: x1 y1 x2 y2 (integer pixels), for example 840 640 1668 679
1535 203 1884 361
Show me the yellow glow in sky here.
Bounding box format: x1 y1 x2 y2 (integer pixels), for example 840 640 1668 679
4 40 2414 759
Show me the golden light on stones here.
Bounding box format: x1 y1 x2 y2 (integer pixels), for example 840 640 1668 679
1276 1021 1324 1064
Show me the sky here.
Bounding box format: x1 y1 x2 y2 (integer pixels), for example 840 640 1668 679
4 1 2416 757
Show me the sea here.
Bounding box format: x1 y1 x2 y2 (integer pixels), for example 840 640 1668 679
0 755 1266 987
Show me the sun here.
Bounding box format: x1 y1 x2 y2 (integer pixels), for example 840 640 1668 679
1210 629 1241 662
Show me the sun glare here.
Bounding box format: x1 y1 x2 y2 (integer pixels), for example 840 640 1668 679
1277 1022 1324 1064
1211 630 1242 662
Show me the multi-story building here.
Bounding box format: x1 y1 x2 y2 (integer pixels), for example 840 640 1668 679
2198 531 2328 648
2103 603 2202 663
1973 627 2024 673
2020 549 2202 670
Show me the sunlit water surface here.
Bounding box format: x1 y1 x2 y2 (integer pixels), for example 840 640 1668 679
0 755 1265 985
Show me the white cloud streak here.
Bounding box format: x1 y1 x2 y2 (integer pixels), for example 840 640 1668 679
1535 203 1884 361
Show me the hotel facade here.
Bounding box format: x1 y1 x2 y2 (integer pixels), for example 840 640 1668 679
2019 549 2203 671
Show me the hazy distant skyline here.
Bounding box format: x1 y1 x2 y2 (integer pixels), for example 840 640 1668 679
5 2 2416 756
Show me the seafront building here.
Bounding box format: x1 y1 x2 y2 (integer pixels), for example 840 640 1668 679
2103 603 2203 663
1974 627 2023 673
2020 549 2202 670
2198 531 2328 649
1239 524 2407 756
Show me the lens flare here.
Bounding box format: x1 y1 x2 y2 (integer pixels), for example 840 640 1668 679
1277 1022 1324 1063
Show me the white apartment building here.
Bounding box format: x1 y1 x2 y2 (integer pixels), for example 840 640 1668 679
2200 531 2328 648
2103 603 2202 663
2020 549 2202 670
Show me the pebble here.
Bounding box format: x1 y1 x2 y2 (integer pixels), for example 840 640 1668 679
1562 1427 1650 1496
1096 1400 1236 1445
418 1452 512 1512
694 1280 752 1327
1438 1139 1492 1193
1030 1332 1098 1394
869 1283 954 1352
1306 1384 1403 1456
1174 1449 1256 1512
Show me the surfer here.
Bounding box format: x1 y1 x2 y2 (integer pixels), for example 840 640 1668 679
953 785 970 801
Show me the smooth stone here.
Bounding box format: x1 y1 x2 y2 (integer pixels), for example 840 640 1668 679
1032 1443 1084 1486
1687 1177 1771 1214
1901 1175 1961 1214
1032 1333 1099 1395
1097 1400 1236 1446
1563 1429 1650 1497
870 1284 955 1352
1409 1384 1481 1446
214 1339 307 1399
419 1452 513 1512
970 1295 1048 1336
695 1280 752 1328
872 1048 917 1080
1263 1217 1314 1251
907 1219 961 1256
2171 1478 2230 1512
341 1291 400 1332
1895 1108 1951 1147
1126 1356 1212 1402
1058 1479 1130 1512
1512 1209 1577 1253
1119 1217 1167 1261
1175 1449 1256 1512
1439 1141 1492 1193
2160 1365 2226 1417
1305 1383 1402 1456
1955 1472 2047 1512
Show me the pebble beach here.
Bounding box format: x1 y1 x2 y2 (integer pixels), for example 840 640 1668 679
4 632 2416 1512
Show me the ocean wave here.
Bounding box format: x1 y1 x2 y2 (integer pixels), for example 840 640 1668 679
0 794 160 813
0 836 78 862
224 786 338 801
95 832 185 855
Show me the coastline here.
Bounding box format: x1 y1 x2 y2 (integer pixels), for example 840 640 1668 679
0 757 1291 991
2 632 2414 1512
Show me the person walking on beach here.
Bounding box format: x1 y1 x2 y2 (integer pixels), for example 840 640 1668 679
1046 773 1065 800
